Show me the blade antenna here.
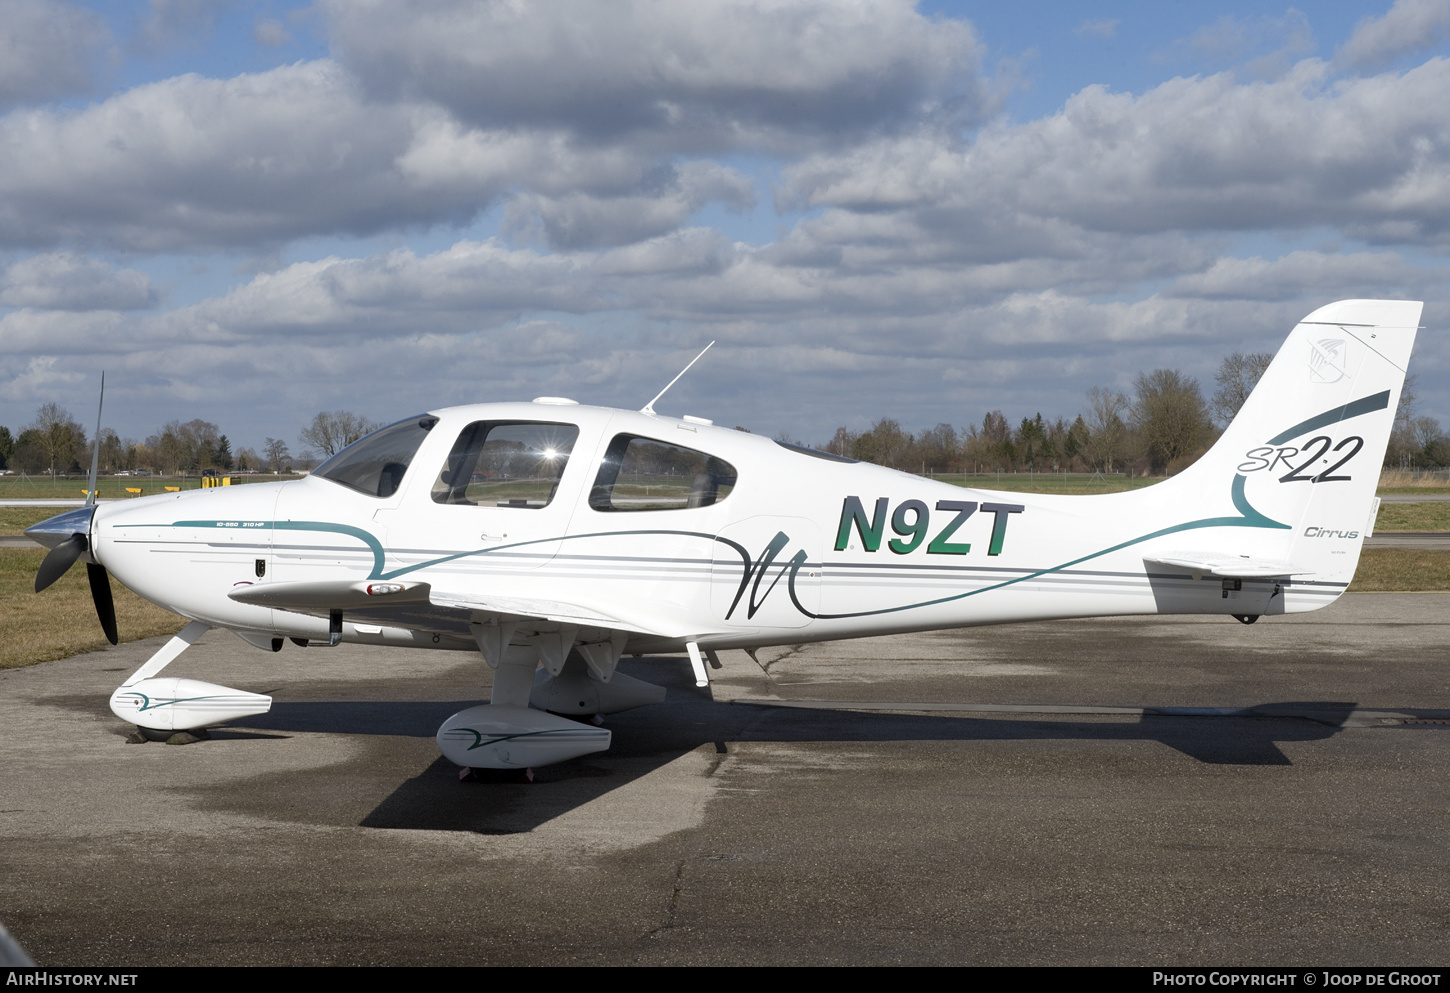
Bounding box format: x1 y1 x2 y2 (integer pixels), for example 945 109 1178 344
641 341 714 416
85 371 104 508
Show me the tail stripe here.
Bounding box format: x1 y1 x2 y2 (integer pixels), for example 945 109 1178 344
1267 390 1390 445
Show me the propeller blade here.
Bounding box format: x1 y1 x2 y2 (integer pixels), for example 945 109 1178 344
86 563 118 646
35 533 87 593
86 371 104 508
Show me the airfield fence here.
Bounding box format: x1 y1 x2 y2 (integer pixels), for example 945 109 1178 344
0 473 296 500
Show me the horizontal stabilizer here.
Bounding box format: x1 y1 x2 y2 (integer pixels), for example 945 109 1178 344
1144 553 1306 579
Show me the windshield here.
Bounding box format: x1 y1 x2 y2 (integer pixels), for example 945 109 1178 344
314 414 438 497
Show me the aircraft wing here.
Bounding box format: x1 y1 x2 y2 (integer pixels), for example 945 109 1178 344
227 580 683 639
427 590 682 639
1142 553 1309 579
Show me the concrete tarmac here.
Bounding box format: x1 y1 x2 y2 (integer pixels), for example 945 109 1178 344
3 594 1450 966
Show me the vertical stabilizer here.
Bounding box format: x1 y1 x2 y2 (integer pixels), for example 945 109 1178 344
1153 300 1421 607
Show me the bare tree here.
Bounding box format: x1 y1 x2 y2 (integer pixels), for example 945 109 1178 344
77 428 124 474
1417 418 1450 467
300 411 380 457
1131 370 1213 474
852 418 911 469
1386 374 1420 468
916 423 959 472
823 427 856 457
264 438 290 472
1398 373 1419 428
1211 352 1274 426
28 403 83 478
1082 387 1130 473
1413 416 1444 452
146 419 220 475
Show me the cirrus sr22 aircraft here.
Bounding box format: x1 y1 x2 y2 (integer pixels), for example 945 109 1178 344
28 299 1422 773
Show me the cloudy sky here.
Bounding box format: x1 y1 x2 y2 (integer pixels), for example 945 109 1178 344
2 0 1449 454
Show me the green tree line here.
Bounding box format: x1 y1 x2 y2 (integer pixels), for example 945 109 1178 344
2 360 1444 479
815 354 1449 476
0 409 380 478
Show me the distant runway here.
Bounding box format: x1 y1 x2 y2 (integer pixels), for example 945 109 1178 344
0 499 97 507
3 593 1450 965
1366 532 1450 548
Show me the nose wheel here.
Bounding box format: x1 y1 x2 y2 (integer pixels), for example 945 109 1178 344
108 620 272 739
459 766 536 784
125 728 211 745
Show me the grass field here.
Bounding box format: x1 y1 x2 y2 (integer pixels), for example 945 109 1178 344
0 548 183 669
929 472 1162 494
1348 549 1450 592
0 508 49 536
0 473 291 500
1376 468 1450 494
1372 502 1450 531
931 468 1450 496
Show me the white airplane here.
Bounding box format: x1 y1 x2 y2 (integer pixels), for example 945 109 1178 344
28 299 1421 772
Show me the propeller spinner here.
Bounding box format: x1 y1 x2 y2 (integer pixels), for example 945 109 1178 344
27 505 118 645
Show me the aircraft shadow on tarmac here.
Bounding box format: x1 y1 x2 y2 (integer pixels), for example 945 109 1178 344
227 693 1400 835
35 677 1446 835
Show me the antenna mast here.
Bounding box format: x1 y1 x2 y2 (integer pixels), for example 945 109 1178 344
641 341 715 416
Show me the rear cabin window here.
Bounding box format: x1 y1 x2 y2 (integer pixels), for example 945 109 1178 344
590 434 737 511
432 421 579 508
314 415 438 498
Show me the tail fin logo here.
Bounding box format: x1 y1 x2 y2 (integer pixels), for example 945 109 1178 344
1308 338 1347 384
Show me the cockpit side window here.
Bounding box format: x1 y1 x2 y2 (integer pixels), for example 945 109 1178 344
314 415 437 498
589 434 737 511
432 421 579 508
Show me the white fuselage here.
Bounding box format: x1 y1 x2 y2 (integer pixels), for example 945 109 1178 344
90 400 1351 656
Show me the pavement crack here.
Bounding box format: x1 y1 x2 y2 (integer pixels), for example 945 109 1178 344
647 859 690 938
754 644 802 676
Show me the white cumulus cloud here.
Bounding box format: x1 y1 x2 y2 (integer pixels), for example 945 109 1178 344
324 0 990 149
1 252 158 310
0 0 112 111
1339 0 1450 69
